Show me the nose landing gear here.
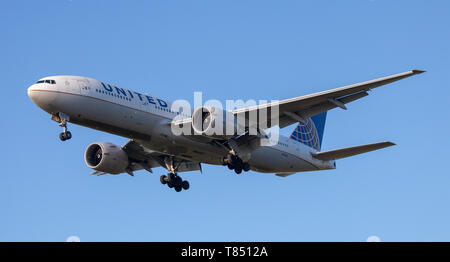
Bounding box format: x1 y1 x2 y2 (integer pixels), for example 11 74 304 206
58 118 72 141
52 112 72 141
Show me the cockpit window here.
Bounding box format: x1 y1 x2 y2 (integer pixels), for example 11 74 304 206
36 79 56 84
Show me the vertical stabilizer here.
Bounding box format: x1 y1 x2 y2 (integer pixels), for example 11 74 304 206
290 112 327 151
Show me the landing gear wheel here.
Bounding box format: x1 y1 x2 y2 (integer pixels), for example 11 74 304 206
160 175 167 185
175 176 182 187
182 180 190 190
59 132 72 141
65 131 72 140
224 153 249 174
167 181 174 188
167 173 176 183
174 186 182 192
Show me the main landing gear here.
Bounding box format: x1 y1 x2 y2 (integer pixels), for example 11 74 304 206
54 112 72 141
160 156 190 192
223 154 250 174
160 173 190 192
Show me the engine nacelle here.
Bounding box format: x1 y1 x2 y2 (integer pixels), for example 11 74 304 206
84 142 129 174
191 106 244 139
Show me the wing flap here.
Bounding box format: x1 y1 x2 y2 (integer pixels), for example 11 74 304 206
311 141 395 161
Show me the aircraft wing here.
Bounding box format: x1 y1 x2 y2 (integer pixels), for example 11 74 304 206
90 140 201 176
122 139 202 173
232 70 425 128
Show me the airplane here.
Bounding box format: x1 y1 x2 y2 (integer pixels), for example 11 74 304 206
27 69 425 192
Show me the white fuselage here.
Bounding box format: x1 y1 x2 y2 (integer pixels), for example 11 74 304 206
27 75 335 174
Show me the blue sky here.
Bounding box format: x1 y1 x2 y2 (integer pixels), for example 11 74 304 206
1 0 449 241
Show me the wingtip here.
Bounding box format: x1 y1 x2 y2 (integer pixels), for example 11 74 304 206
412 69 426 74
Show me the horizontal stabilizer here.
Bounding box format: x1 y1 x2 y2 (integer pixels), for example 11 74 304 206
311 141 395 161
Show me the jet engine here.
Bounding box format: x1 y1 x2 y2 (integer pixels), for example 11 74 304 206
84 142 129 174
191 106 245 139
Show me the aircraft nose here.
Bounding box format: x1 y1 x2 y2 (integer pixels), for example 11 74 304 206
27 85 57 112
27 85 35 100
27 85 41 104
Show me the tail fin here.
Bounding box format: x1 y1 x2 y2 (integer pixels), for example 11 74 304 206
290 112 327 151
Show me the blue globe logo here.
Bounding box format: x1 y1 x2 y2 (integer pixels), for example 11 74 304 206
290 118 320 150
